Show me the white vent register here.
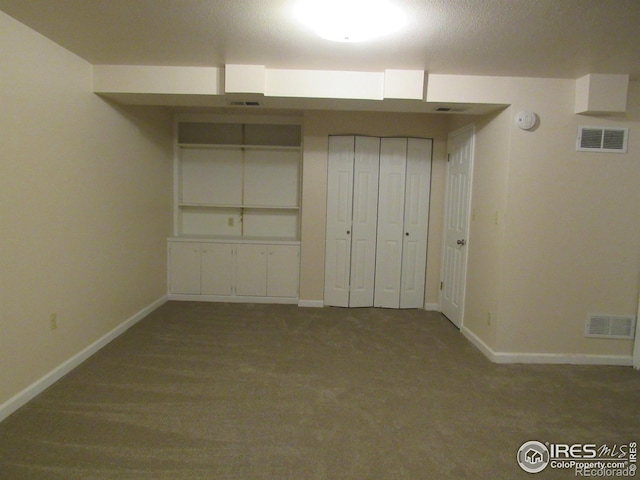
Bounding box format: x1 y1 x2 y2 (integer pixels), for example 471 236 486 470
585 314 635 339
577 126 628 153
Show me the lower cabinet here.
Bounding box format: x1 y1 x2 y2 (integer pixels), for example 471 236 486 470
168 240 300 302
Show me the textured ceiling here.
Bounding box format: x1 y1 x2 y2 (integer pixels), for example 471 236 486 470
1 0 639 80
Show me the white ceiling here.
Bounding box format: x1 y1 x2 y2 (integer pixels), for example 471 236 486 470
2 0 639 112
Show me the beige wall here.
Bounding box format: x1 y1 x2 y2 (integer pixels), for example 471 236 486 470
497 80 640 356
445 77 640 357
0 12 174 405
299 110 450 306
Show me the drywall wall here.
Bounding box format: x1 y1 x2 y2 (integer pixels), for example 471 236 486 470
299 110 449 306
443 76 640 359
496 79 640 357
0 12 173 406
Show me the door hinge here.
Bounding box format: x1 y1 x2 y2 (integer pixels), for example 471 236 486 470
447 154 450 162
440 281 443 290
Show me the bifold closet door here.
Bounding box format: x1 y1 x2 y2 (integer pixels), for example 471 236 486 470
324 136 380 307
400 138 432 308
374 138 432 308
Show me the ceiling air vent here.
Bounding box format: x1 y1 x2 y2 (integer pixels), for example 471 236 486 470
585 314 635 339
577 126 628 153
227 101 262 107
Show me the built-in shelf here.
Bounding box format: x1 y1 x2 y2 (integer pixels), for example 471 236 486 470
173 120 302 241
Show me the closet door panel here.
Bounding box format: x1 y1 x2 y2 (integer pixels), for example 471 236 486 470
324 136 355 307
400 138 432 308
375 138 407 308
349 136 380 307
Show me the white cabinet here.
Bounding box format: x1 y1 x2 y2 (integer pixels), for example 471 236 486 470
169 118 302 305
168 240 299 302
236 244 268 296
168 242 202 295
324 136 432 309
201 243 234 295
267 245 301 298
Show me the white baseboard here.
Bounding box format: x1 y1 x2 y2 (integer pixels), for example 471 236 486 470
461 326 633 366
0 295 168 423
424 303 439 311
168 294 298 305
298 300 324 308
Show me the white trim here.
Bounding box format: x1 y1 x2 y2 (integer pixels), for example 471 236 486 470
462 326 633 366
298 300 325 308
168 294 298 304
0 296 168 423
423 303 439 311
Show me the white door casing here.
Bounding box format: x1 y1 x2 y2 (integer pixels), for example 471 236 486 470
441 126 475 327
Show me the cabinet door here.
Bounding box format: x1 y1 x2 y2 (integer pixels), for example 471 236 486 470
201 243 234 295
235 244 267 296
168 242 201 294
267 246 300 297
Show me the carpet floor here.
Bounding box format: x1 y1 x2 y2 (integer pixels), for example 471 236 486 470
0 302 638 479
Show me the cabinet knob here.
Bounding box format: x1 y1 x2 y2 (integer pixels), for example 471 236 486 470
346 230 350 235
405 232 409 236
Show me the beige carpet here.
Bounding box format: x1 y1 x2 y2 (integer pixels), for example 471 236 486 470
0 302 638 479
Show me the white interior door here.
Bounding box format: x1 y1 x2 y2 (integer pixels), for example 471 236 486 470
349 136 380 307
324 136 355 307
375 138 407 308
400 138 432 308
441 126 474 327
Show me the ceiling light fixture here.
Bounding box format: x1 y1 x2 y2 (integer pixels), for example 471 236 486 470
294 0 405 42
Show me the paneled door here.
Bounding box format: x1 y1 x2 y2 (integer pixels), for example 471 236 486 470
324 136 356 307
324 136 380 307
441 126 475 327
374 138 408 308
375 138 432 308
400 138 433 308
325 135 432 309
349 136 381 307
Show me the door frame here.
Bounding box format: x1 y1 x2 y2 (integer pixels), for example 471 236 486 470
439 124 475 328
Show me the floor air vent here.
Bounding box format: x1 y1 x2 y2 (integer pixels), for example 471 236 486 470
585 314 635 339
577 126 628 153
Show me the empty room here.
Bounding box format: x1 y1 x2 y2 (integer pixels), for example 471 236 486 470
1 1 639 478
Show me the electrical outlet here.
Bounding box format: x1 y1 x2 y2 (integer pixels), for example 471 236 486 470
50 313 58 331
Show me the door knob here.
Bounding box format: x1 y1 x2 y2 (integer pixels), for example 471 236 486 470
457 239 466 246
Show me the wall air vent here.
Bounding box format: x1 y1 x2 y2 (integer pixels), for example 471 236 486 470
585 314 635 339
577 126 628 153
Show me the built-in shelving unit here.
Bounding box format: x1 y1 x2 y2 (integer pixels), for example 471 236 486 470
175 121 302 240
168 116 302 303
